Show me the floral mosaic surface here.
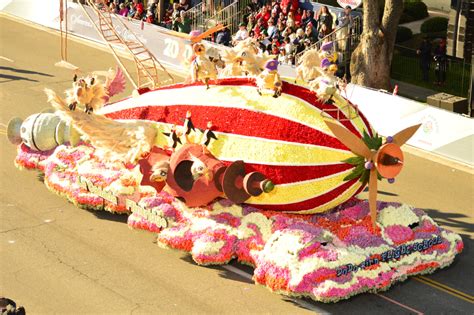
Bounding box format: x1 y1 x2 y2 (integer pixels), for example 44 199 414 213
15 144 463 303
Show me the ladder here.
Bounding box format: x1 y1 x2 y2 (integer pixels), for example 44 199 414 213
80 0 174 89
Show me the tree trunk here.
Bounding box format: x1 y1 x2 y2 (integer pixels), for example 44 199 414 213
350 0 403 90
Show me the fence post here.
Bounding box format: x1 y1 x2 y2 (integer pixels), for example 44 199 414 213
469 55 473 117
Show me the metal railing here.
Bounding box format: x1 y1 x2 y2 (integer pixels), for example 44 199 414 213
295 16 362 65
188 0 252 34
204 1 240 34
187 2 209 33
391 45 471 97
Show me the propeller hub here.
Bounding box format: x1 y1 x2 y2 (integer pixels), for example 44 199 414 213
375 143 404 178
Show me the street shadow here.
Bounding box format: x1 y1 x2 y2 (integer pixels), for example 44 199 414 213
215 261 255 284
0 73 39 83
281 287 388 314
179 254 197 265
423 208 474 239
85 207 129 223
363 187 398 196
0 66 54 77
216 267 254 285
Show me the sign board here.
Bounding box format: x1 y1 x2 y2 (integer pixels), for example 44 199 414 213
337 0 363 9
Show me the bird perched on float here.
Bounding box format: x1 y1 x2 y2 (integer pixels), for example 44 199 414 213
149 160 170 183
190 42 218 89
308 58 346 106
46 88 157 164
92 67 126 104
200 121 217 146
66 67 125 114
219 49 245 77
182 111 195 143
295 41 338 84
163 125 182 151
295 48 322 83
256 60 282 98
232 38 275 76
319 41 338 63
190 153 212 182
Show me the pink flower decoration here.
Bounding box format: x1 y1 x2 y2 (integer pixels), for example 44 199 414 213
385 225 414 244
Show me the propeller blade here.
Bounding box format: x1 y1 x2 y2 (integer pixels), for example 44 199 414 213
392 124 422 146
324 120 372 159
369 169 378 228
192 24 225 43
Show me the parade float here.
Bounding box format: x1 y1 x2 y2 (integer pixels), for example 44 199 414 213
3 1 463 303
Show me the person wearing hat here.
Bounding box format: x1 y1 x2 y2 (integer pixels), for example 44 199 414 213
233 22 249 45
256 59 282 98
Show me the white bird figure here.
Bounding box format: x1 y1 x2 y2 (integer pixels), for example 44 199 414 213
189 153 211 182
149 160 170 183
66 67 126 114
295 49 322 83
219 49 244 78
190 43 218 89
45 88 157 164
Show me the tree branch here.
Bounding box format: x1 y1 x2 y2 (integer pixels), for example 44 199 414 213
363 0 380 32
381 0 404 62
381 0 404 41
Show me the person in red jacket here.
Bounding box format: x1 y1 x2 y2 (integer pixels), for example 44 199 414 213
132 0 144 19
145 10 154 24
255 6 271 26
281 0 298 15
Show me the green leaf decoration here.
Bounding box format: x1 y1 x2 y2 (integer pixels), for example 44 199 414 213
342 156 364 165
343 163 365 181
362 130 383 151
341 129 384 183
359 169 370 185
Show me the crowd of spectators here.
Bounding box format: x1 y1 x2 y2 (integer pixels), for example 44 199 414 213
99 0 194 32
98 0 355 66
229 2 354 65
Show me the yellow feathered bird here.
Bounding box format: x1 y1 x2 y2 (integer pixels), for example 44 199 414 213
45 88 157 164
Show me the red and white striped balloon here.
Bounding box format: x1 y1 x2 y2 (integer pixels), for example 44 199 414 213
100 77 374 214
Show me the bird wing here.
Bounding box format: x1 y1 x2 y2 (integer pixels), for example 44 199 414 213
105 67 126 98
45 88 156 163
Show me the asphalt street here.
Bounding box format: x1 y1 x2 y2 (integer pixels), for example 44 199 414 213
1 14 473 314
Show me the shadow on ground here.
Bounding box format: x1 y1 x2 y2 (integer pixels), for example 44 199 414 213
0 73 39 83
85 207 128 223
0 66 53 77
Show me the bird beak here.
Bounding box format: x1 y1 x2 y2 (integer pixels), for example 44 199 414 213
193 170 212 182
150 174 164 182
204 170 212 183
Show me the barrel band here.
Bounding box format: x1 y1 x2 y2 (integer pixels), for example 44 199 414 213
54 122 61 146
30 114 41 151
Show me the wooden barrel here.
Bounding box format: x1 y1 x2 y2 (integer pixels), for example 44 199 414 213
100 77 375 214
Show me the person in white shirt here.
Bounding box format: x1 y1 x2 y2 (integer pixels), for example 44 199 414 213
233 23 249 45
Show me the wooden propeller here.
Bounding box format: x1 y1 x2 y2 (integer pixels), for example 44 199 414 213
325 120 421 228
162 24 226 43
